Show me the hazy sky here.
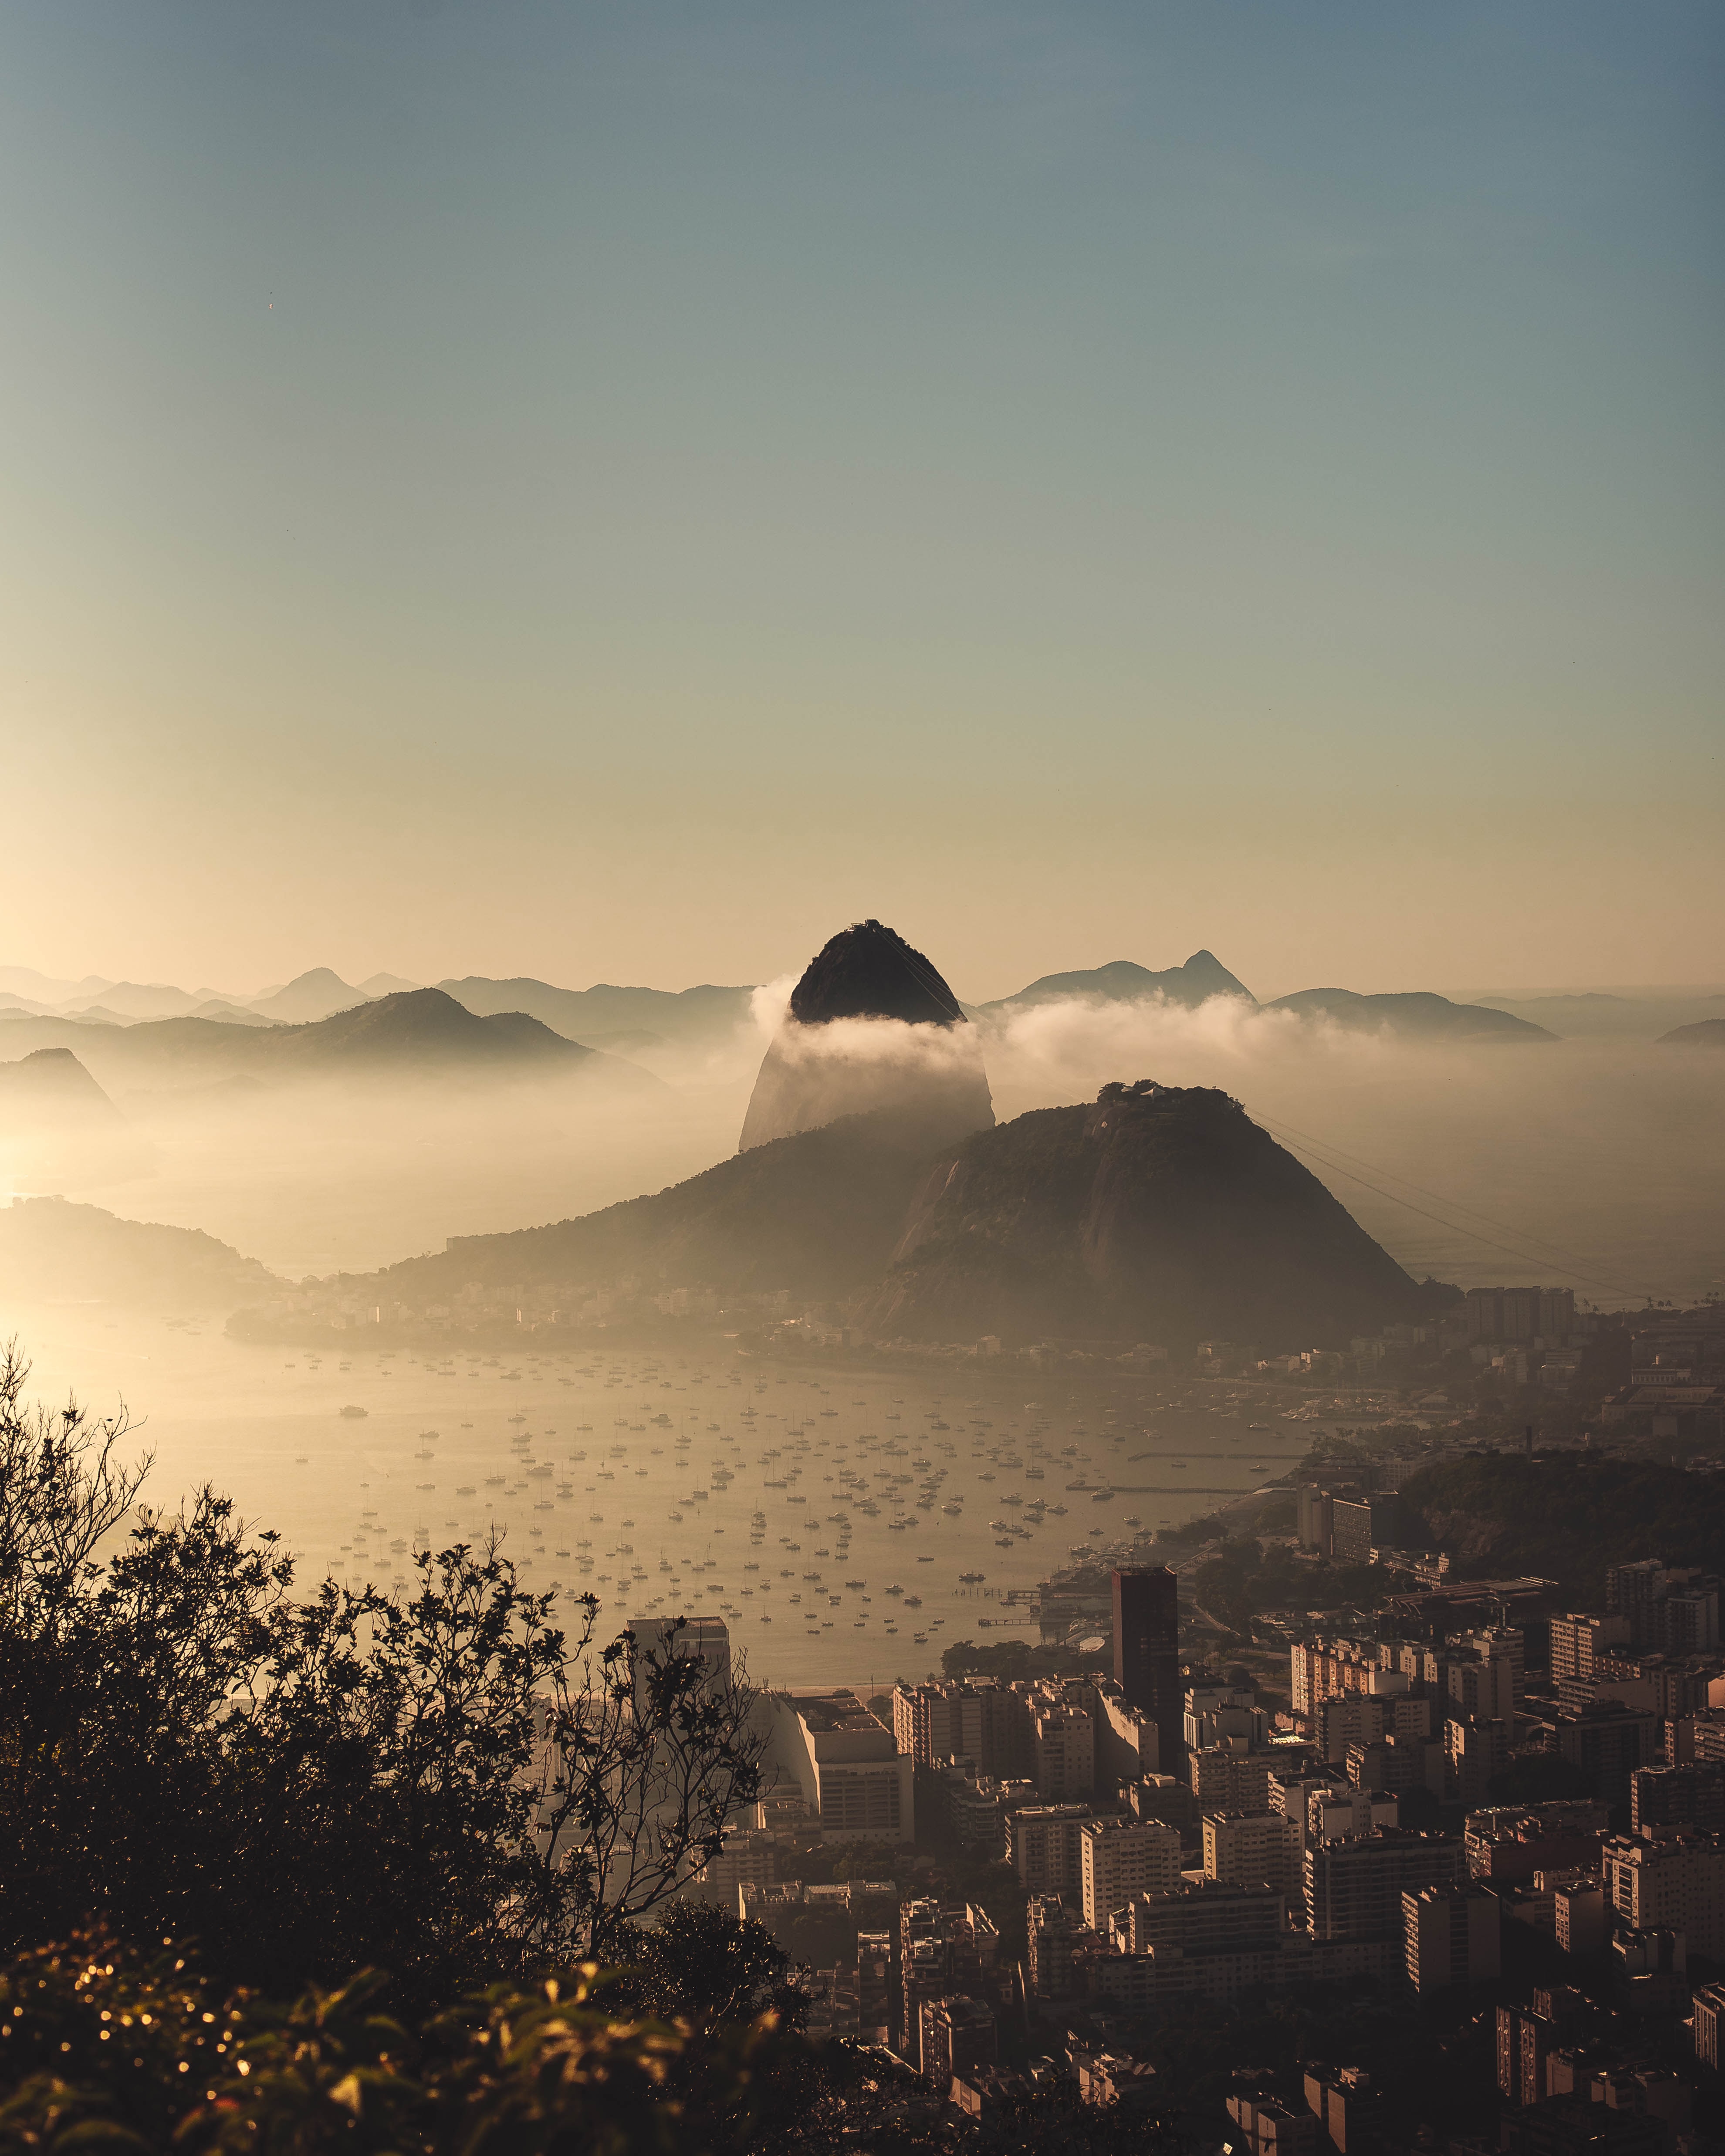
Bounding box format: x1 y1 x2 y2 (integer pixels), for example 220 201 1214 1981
3 0 1719 1001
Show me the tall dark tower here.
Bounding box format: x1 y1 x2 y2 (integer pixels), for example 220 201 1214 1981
1113 1565 1182 1770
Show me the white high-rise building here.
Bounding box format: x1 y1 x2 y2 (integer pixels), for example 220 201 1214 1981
771 1689 915 1844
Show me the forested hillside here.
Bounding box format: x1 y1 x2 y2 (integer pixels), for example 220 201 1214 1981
1398 1454 1725 1599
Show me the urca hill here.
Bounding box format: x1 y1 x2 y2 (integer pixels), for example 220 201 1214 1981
862 1077 1421 1346
299 1076 1427 1353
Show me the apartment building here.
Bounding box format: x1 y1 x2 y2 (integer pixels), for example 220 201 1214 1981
1346 1733 1445 1800
1191 1746 1275 1812
1305 1832 1466 1943
1602 1832 1725 1959
1464 1804 1608 1886
1693 1982 1725 2071
1316 1688 1431 1766
898 1899 1001 2070
919 1994 997 2088
689 1826 778 1906
1204 1810 1302 1896
1080 1816 1183 1928
773 1689 915 1843
1549 1613 1632 1685
1094 1680 1162 1782
1403 1883 1502 1994
1630 1761 1725 1835
1026 1893 1087 2001
1228 2092 1320 2156
1032 1699 1096 1801
1116 1878 1287 1959
890 1680 1025 1776
1007 1802 1098 1897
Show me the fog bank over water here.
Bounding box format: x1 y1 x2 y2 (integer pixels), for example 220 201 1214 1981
0 990 1718 1302
978 996 1724 1304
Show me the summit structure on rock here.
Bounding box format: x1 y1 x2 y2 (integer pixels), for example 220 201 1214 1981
739 920 995 1152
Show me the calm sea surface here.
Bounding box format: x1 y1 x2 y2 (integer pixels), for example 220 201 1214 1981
10 1304 1316 1688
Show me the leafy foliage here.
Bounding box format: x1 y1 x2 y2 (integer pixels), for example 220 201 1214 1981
0 1933 785 2156
1398 1453 1725 1598
0 1345 763 2003
1153 1510 1232 1549
610 1905 805 2031
538 1623 765 1960
0 1930 1194 2156
939 1636 1102 1682
0 1345 1204 2155
1190 1538 1397 1633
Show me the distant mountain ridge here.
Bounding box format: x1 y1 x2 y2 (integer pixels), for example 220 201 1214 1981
438 976 753 1048
0 1196 282 1308
261 990 614 1072
977 955 1555 1041
0 1048 122 1126
73 981 208 1019
0 965 426 1027
1263 988 1556 1041
981 950 1255 1013
1472 990 1725 1040
0 967 116 1004
247 968 372 1023
0 990 655 1094
22 950 1710 1050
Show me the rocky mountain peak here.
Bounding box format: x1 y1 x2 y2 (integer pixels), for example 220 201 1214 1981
740 921 991 1153
787 920 967 1028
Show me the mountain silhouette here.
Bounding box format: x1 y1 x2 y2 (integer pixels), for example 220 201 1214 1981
0 967 113 1004
247 968 370 1023
862 1079 1425 1347
740 921 994 1152
0 990 655 1092
61 980 206 1020
189 1000 278 1027
787 919 968 1026
0 1196 280 1308
981 950 1256 1013
266 988 628 1073
1659 1018 1725 1047
1264 989 1556 1041
0 1048 122 1127
372 1107 941 1305
343 1078 1426 1353
439 976 752 1048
